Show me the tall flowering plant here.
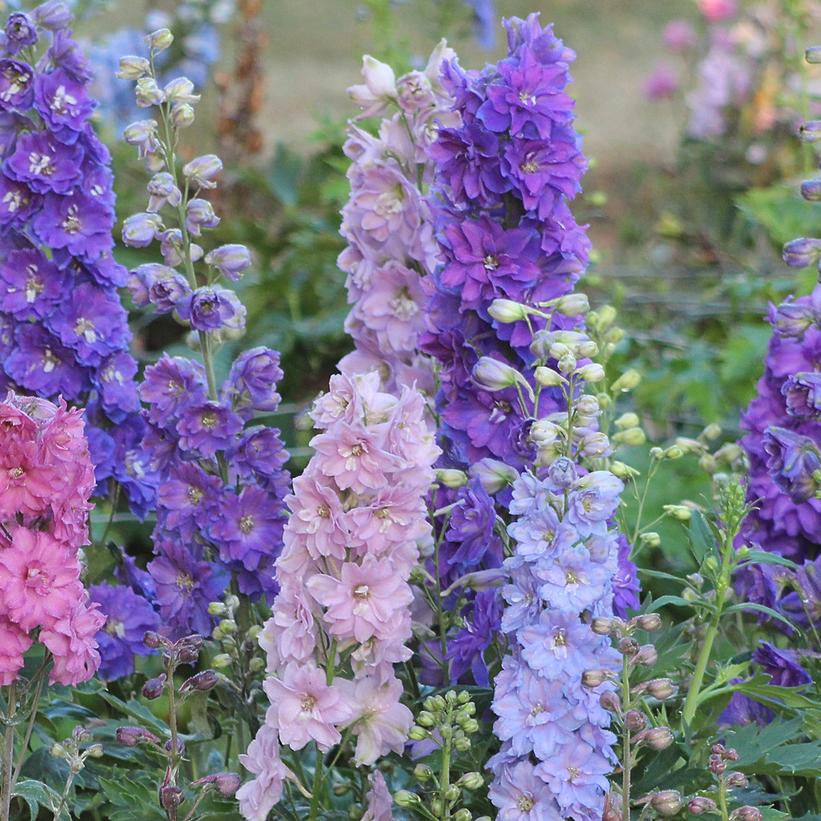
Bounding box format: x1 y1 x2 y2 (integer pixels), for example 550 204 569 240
0 4 144 512
738 75 821 633
0 391 104 819
115 29 290 650
340 40 456 392
238 373 439 819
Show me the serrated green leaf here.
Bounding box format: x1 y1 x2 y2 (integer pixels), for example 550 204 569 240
765 742 821 777
95 689 167 735
13 779 62 819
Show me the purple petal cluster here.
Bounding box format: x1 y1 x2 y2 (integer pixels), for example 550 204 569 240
489 462 623 820
737 114 821 637
110 36 289 645
422 14 591 471
339 42 456 393
0 7 142 510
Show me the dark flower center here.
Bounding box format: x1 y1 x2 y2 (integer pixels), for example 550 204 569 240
517 794 534 811
483 254 499 271
201 412 218 429
239 514 255 534
188 487 203 505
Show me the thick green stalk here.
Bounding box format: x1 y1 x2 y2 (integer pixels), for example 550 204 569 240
682 533 734 727
1 683 16 821
621 655 631 821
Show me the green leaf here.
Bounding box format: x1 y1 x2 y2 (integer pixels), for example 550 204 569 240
95 689 167 736
13 779 62 819
688 509 715 564
648 594 712 613
724 602 800 633
725 717 805 766
737 551 800 571
766 742 821 777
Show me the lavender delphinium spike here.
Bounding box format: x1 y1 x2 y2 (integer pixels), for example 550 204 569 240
116 28 289 642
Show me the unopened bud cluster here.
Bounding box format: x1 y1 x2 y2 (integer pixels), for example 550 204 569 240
400 691 482 820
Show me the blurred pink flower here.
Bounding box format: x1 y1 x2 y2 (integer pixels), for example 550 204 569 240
644 64 680 101
237 725 291 821
698 0 738 22
345 676 413 765
662 20 697 51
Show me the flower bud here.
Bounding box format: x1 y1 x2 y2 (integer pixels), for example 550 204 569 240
205 244 252 280
135 77 164 107
557 353 577 374
639 531 661 548
414 764 433 782
800 120 821 142
213 653 233 669
436 469 468 488
633 613 662 631
534 366 565 387
86 744 104 758
117 56 150 80
611 369 641 392
710 754 726 775
645 726 674 750
611 461 640 479
663 504 692 521
634 644 658 666
645 678 677 700
143 631 164 649
122 212 162 248
725 771 748 788
34 2 72 30
180 670 219 694
160 785 184 812
730 807 762 821
688 797 718 814
116 726 160 747
591 617 613 635
801 179 821 202
394 791 420 808
176 635 204 665
783 237 821 268
615 412 639 430
625 710 646 732
618 637 639 656
142 674 166 700
473 356 523 391
650 790 683 816
192 772 242 797
452 810 472 821
664 444 684 459
458 772 484 791
146 27 174 53
580 432 610 458
555 292 589 317
164 77 201 107
408 725 428 740
172 103 196 129
582 669 610 688
469 458 518 494
488 298 531 323
208 602 227 617
600 691 621 714
576 363 605 383
613 427 646 446
183 154 223 189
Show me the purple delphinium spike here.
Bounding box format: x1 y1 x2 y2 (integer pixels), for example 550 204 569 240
0 6 143 512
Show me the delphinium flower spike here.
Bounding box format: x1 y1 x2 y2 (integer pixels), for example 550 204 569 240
0 4 145 513
418 13 639 685
0 392 104 686
117 29 290 645
238 44 457 817
737 44 820 637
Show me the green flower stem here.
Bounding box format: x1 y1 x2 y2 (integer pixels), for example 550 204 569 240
621 654 632 821
1 683 17 821
308 640 337 821
681 526 735 728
